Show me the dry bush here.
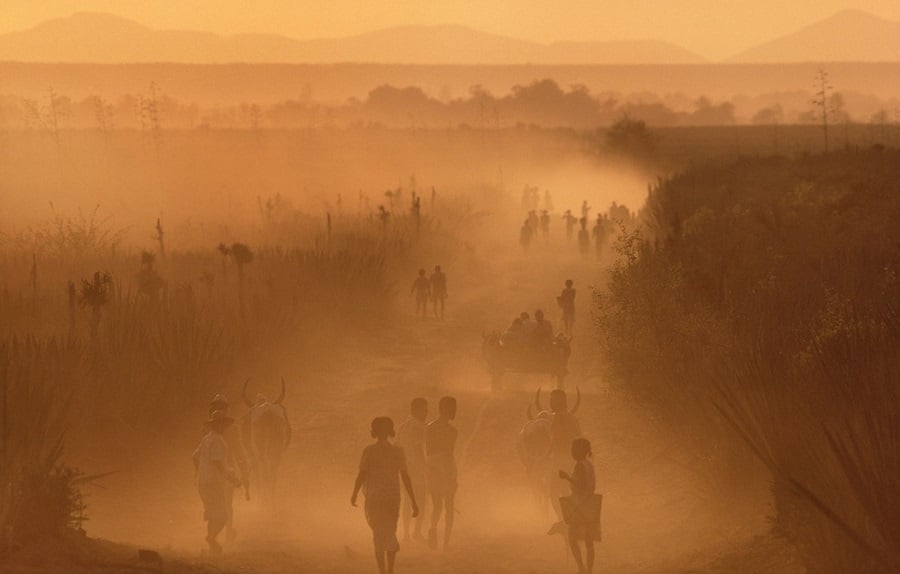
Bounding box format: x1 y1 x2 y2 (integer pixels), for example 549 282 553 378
0 338 86 545
595 148 900 572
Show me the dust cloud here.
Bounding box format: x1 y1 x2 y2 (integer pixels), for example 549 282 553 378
0 119 783 574
3 10 897 574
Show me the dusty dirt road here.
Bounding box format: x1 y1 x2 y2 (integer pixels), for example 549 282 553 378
64 245 803 574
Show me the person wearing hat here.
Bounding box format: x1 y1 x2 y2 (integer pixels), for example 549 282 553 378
207 394 249 543
193 409 242 555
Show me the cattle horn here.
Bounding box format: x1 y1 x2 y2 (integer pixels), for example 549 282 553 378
571 386 581 415
276 377 286 404
242 379 253 407
534 387 543 413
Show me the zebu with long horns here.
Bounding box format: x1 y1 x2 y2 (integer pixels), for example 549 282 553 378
517 389 554 515
534 387 583 521
241 378 292 498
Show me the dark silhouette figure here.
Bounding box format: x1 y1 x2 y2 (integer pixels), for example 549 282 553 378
520 219 534 253
577 217 590 258
528 210 540 233
352 417 419 574
533 309 554 347
426 396 458 549
539 210 551 243
557 280 576 336
410 269 431 319
592 215 606 259
430 265 448 320
207 394 250 543
193 410 242 556
558 438 600 574
581 200 591 221
396 399 429 541
563 210 578 242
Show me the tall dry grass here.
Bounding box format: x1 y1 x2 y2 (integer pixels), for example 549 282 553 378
0 186 485 544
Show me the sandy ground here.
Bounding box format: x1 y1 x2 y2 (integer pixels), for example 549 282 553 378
11 242 806 573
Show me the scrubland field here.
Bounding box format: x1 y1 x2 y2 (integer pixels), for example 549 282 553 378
0 112 897 574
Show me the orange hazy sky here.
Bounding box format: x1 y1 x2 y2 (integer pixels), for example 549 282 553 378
1 1 899 58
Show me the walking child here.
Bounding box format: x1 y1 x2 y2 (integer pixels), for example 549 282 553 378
352 417 419 574
558 438 600 574
426 396 459 549
395 398 429 540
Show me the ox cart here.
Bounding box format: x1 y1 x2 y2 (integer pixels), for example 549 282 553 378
482 332 571 390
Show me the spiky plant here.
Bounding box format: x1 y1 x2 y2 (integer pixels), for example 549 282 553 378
78 272 112 338
137 251 165 300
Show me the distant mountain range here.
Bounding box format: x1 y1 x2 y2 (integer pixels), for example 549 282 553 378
0 10 897 65
0 12 705 65
730 9 900 62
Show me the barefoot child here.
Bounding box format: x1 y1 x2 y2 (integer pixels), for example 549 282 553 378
352 417 419 574
396 398 428 541
558 438 600 574
426 396 458 549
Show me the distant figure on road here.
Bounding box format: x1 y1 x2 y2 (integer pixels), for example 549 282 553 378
533 309 554 347
193 410 242 556
528 210 540 232
563 210 578 242
557 280 576 336
578 218 590 258
581 200 591 221
352 417 419 574
396 398 429 541
592 215 606 258
426 396 459 549
411 269 431 319
520 218 534 254
558 438 600 574
540 210 551 243
430 265 448 320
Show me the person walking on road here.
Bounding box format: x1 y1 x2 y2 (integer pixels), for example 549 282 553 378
352 417 419 574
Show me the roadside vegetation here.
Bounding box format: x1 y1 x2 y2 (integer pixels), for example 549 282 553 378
595 147 900 573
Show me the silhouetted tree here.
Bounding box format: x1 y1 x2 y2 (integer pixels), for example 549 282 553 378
605 116 656 158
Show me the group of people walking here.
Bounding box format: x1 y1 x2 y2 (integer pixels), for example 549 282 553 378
410 265 448 320
352 396 459 574
522 197 631 262
353 389 601 574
